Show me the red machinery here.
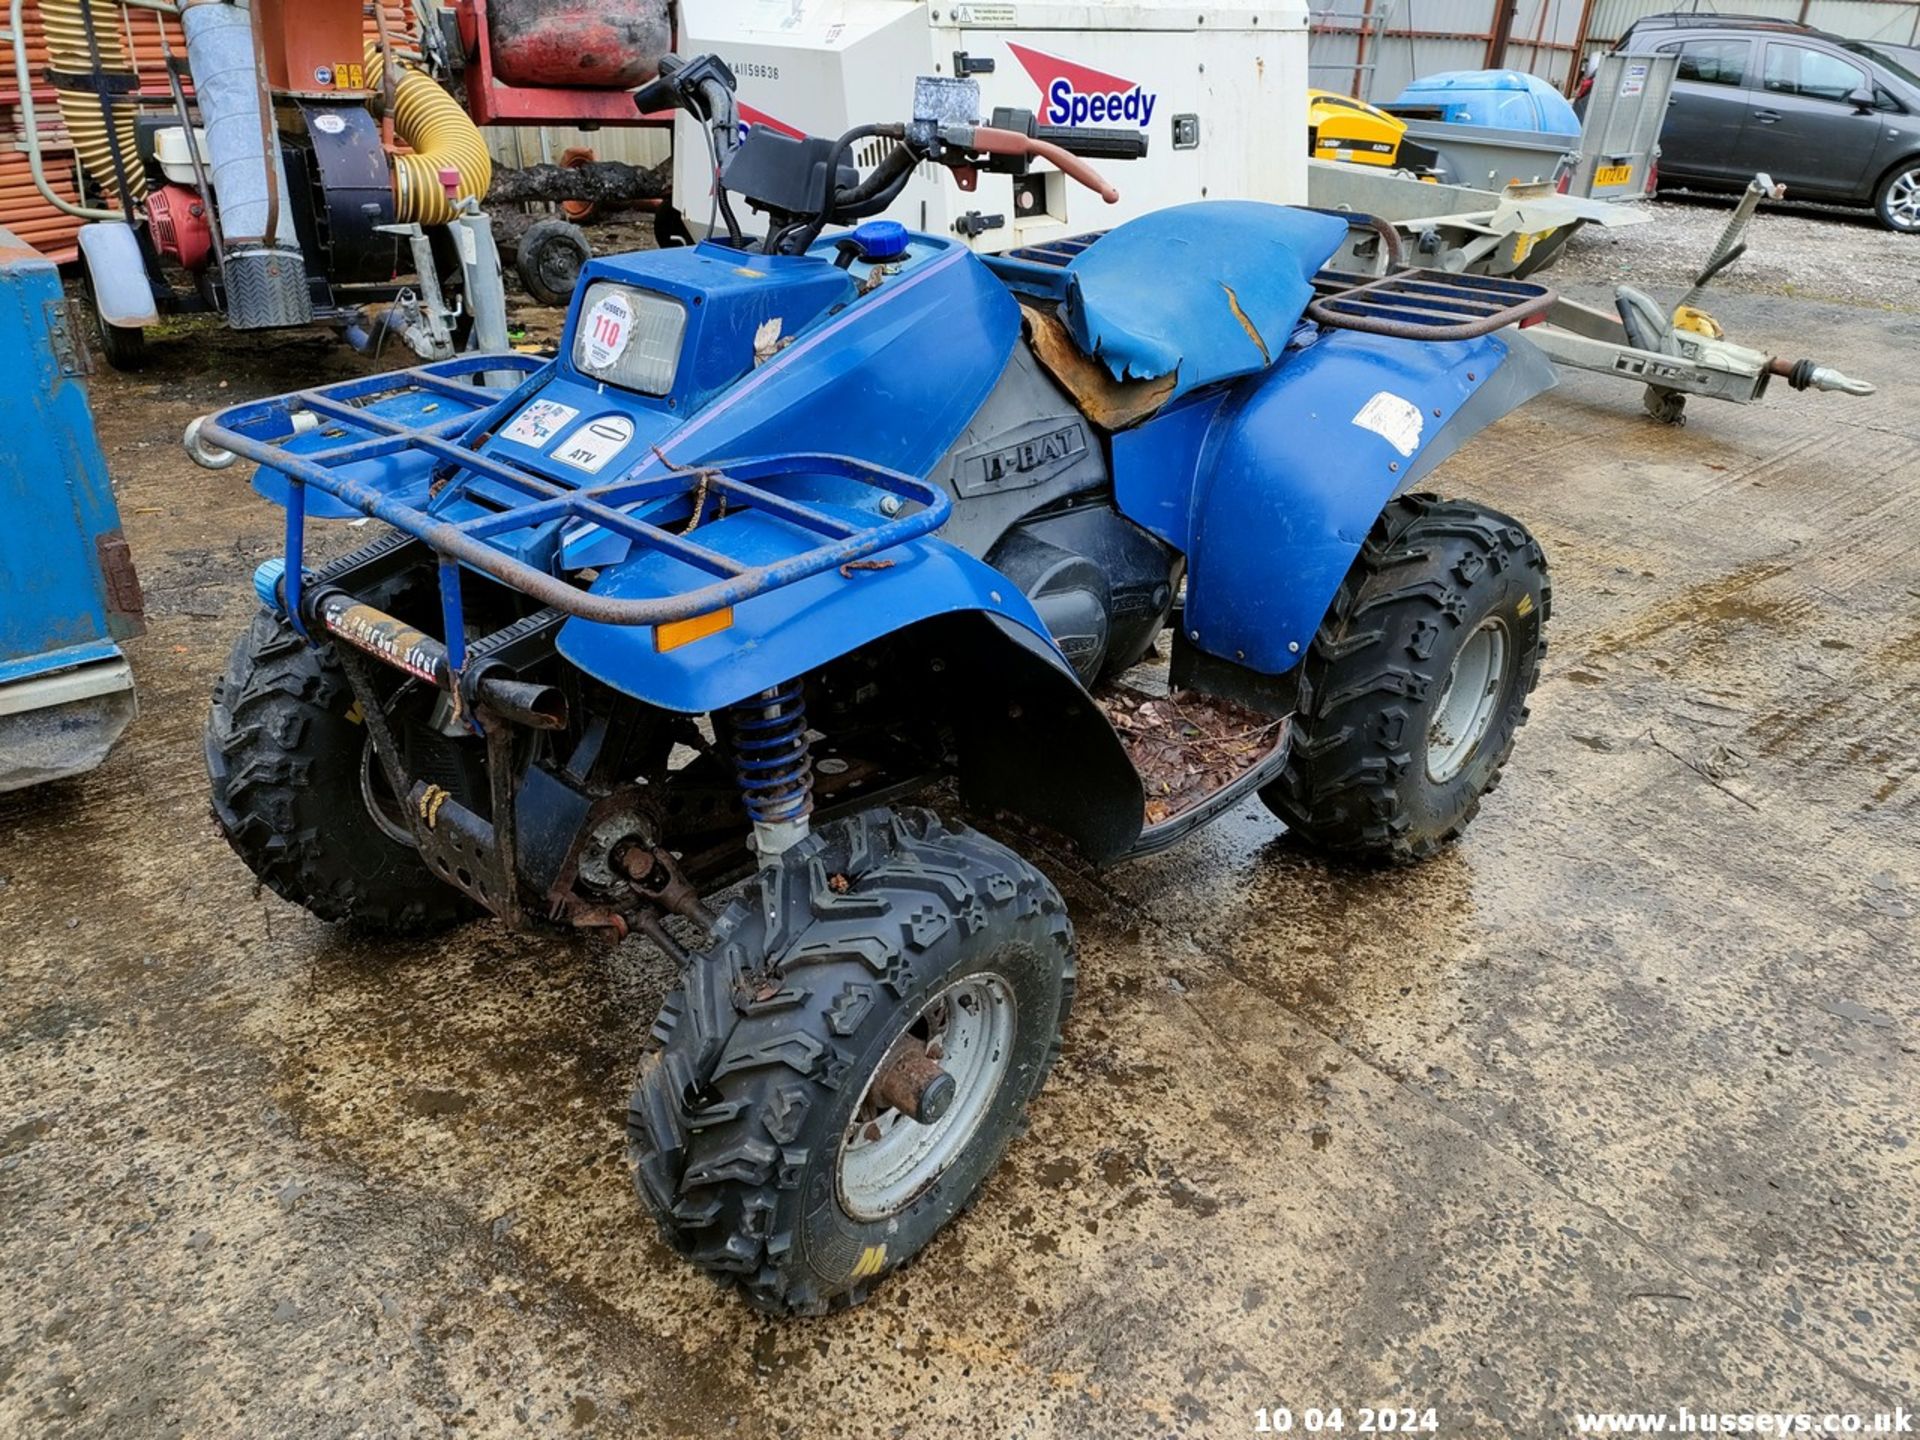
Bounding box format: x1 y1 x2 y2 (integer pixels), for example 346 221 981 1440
453 0 671 125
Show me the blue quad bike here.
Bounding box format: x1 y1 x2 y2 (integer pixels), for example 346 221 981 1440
195 57 1558 1315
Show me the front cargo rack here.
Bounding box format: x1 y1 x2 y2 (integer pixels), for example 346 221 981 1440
196 354 953 647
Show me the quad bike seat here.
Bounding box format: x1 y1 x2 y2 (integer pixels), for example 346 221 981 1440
984 202 1349 428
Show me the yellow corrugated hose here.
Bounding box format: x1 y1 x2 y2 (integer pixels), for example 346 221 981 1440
42 0 146 207
363 41 491 227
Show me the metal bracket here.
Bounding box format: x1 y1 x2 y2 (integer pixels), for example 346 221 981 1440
954 210 1005 239
952 50 995 76
45 299 92 378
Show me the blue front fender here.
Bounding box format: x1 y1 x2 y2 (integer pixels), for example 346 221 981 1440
554 531 1060 714
1116 327 1555 675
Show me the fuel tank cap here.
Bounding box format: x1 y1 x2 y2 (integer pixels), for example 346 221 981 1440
852 220 908 261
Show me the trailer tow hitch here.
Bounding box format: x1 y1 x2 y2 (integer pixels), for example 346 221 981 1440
1521 172 1875 423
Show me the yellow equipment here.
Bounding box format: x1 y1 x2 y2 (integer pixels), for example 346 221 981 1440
1308 90 1440 176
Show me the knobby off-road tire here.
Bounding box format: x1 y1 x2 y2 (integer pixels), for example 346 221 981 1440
628 807 1074 1316
1262 493 1550 862
206 609 481 936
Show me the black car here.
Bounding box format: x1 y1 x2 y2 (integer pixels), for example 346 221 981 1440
1588 11 1920 231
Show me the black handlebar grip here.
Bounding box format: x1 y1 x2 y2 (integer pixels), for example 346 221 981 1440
633 53 685 114
1033 125 1149 160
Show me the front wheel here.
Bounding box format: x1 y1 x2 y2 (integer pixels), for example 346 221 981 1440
627 807 1074 1315
1262 493 1550 862
206 609 485 935
1873 161 1920 233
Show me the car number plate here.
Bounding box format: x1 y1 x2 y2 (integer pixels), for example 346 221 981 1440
1596 163 1632 187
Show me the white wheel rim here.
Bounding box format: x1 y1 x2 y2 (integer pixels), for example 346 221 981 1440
1888 170 1920 229
837 974 1017 1221
1427 618 1510 782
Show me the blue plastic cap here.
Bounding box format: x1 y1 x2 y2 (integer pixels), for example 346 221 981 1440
253 557 286 612
853 220 908 260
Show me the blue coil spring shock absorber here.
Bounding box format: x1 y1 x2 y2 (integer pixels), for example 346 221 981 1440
730 679 815 854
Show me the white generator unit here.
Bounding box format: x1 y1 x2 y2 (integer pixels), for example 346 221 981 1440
673 0 1309 252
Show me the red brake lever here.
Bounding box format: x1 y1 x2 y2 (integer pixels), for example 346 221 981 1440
963 127 1121 204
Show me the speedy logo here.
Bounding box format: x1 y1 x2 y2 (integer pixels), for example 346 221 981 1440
1008 42 1158 129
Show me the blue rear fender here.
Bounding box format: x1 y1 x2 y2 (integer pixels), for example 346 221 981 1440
1115 326 1556 676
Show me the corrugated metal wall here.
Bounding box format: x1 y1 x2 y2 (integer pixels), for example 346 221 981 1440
1577 0 1920 67
1313 0 1920 99
1308 0 1589 101
479 123 670 171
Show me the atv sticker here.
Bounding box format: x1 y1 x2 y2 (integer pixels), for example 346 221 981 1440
1007 43 1158 129
501 399 580 449
554 416 637 475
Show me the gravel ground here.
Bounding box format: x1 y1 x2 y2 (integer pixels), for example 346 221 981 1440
1554 189 1920 309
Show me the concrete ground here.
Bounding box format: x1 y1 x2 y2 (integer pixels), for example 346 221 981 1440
1 221 1916 1438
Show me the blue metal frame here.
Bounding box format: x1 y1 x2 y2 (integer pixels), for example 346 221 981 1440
197 354 954 639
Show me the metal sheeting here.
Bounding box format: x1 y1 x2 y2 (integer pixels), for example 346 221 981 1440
481 124 671 170
1581 0 1920 64
1314 0 1920 100
1308 0 1589 101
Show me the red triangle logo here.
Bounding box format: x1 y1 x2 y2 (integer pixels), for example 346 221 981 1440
741 103 805 140
1006 42 1139 104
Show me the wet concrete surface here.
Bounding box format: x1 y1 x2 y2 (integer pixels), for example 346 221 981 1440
1 276 1916 1437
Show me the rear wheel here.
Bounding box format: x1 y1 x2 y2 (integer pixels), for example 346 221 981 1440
627 807 1074 1315
206 609 484 935
1261 493 1550 862
1873 161 1920 233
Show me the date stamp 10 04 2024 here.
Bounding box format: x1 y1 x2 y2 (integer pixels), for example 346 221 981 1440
1253 1407 1441 1435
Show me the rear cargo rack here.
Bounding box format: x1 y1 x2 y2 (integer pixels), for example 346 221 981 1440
983 223 1553 341
197 354 952 649
1306 268 1553 340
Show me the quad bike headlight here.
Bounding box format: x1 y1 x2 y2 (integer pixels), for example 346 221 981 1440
571 281 688 396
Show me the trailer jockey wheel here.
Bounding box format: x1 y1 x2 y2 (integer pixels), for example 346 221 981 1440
515 218 593 308
627 807 1075 1315
1642 386 1687 426
1262 493 1550 863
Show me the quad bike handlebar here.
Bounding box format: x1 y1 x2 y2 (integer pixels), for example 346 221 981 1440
962 126 1121 204
639 53 1134 252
